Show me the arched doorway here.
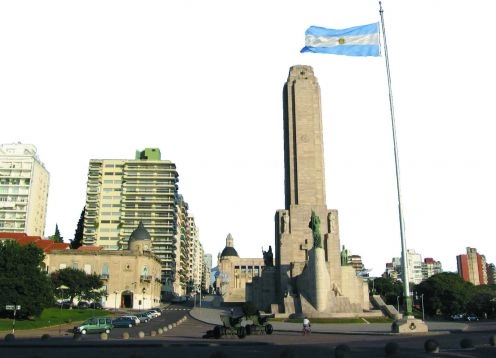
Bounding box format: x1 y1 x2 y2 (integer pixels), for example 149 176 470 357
121 290 134 308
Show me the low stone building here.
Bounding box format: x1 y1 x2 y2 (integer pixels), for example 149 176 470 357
48 222 162 310
215 234 264 303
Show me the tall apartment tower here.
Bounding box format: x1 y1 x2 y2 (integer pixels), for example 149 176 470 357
457 247 488 285
83 148 195 295
406 249 423 285
422 257 443 280
0 143 49 236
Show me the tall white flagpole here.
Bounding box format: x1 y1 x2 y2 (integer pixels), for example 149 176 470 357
378 1 412 316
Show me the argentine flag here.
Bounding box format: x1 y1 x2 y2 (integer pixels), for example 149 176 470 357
301 22 380 57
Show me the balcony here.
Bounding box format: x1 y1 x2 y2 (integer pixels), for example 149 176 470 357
140 275 152 282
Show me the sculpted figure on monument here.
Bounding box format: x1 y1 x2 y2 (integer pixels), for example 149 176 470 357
281 211 289 233
308 210 322 248
262 245 274 267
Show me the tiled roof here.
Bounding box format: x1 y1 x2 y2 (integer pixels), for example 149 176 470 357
0 232 70 253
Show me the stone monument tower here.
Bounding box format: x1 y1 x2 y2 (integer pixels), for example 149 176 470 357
250 65 369 317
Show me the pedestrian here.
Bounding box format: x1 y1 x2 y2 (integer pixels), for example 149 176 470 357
230 308 234 317
302 316 311 335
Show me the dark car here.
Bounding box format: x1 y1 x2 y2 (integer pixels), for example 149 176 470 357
112 316 137 328
59 300 73 309
465 314 479 321
77 301 90 309
89 302 103 309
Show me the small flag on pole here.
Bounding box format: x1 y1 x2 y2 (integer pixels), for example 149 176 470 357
301 22 380 57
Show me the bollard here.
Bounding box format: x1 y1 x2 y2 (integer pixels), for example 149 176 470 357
150 330 157 336
138 331 145 338
424 339 439 353
460 338 474 349
334 344 351 358
122 332 130 340
384 342 400 356
41 333 51 341
4 333 15 341
99 332 108 341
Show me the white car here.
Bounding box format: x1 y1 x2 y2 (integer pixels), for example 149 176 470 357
145 310 160 318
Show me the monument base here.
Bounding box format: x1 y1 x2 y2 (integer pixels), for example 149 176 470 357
391 316 429 333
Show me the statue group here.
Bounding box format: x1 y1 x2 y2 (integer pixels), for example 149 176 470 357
262 245 274 267
308 210 322 248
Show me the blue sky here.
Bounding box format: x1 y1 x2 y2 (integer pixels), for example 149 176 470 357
1 0 495 277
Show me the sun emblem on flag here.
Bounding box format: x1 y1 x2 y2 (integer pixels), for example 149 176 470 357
338 38 346 45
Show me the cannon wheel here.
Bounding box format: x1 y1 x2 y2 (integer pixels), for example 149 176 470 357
213 325 222 339
237 326 246 339
265 324 273 335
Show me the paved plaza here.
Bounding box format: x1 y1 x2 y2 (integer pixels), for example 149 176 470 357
1 300 495 357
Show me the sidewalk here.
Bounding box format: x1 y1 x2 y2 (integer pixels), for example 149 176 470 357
188 297 468 335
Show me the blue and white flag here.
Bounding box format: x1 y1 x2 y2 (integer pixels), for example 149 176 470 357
301 22 380 57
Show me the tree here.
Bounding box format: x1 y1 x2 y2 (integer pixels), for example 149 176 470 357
372 277 403 305
466 285 496 318
50 267 103 305
0 241 54 318
49 224 63 243
416 272 474 317
70 207 85 249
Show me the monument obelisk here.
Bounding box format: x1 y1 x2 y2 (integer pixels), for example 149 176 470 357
272 65 367 317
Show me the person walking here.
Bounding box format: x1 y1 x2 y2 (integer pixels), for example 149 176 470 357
302 317 311 335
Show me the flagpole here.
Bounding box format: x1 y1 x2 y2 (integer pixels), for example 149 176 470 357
378 1 412 317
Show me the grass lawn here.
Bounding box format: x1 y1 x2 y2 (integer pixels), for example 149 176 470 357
272 316 393 324
0 308 112 331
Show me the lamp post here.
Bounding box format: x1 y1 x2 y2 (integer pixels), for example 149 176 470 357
57 285 69 311
397 296 400 312
421 294 425 321
113 291 118 312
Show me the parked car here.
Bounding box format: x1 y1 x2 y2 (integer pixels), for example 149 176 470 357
465 314 479 321
112 316 137 328
77 301 90 309
145 310 160 318
148 308 162 317
73 317 113 335
135 312 151 323
122 315 140 325
59 300 73 309
89 302 103 309
171 296 187 303
450 314 464 321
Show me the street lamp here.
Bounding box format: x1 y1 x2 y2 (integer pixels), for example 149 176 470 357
420 294 425 321
397 296 400 312
113 291 118 311
57 285 69 311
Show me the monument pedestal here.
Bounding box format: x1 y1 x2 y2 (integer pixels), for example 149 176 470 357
391 316 429 333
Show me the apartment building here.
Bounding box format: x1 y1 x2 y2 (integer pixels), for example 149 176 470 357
82 147 196 297
0 143 49 236
457 247 487 285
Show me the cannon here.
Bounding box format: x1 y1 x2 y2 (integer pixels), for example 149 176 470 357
213 314 247 339
244 311 274 335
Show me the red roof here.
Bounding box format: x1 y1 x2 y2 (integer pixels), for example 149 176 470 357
0 231 70 253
